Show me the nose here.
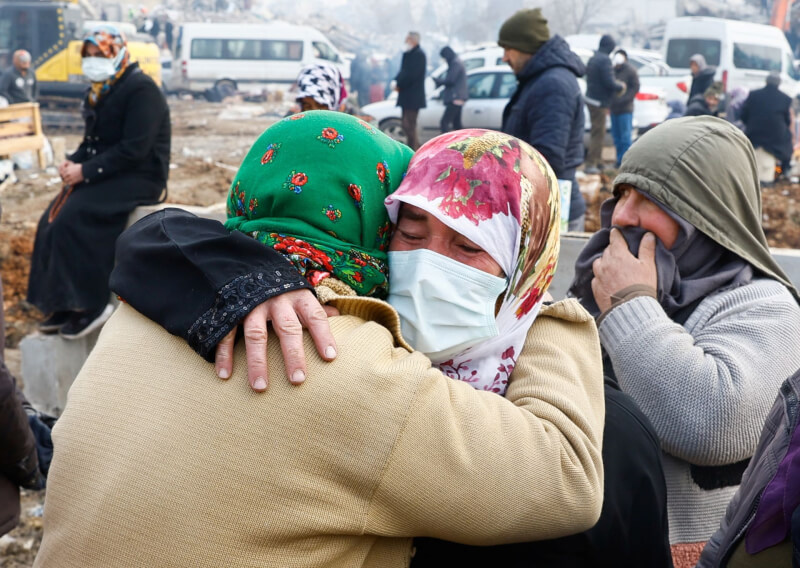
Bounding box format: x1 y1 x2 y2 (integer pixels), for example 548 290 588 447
611 195 640 227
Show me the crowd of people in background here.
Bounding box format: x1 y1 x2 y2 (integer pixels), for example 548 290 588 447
3 6 800 568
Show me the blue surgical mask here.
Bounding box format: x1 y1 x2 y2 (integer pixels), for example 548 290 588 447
82 57 116 82
387 249 507 363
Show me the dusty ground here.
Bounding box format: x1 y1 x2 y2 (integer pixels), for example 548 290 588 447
2 99 800 566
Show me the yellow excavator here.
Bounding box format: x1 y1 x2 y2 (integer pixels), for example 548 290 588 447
0 0 161 100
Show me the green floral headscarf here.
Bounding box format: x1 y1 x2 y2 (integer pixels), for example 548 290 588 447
225 110 413 297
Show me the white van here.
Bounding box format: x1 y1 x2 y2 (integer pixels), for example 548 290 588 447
168 21 348 94
662 17 800 97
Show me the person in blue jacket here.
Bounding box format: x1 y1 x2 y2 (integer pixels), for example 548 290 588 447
498 8 588 231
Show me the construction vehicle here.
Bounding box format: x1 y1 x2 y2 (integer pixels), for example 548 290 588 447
0 1 161 101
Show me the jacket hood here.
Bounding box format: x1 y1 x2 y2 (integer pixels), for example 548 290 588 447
521 34 586 80
440 46 456 62
598 34 615 54
613 116 799 301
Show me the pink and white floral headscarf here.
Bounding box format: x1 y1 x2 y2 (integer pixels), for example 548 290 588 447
385 129 561 394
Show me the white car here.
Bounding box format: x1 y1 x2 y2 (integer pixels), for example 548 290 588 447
363 65 669 146
366 65 516 144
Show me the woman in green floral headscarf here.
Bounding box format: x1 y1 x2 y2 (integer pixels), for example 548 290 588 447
225 110 413 298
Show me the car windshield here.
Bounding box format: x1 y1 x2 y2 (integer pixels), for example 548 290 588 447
666 38 721 68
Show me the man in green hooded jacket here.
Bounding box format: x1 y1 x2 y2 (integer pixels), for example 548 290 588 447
569 116 800 564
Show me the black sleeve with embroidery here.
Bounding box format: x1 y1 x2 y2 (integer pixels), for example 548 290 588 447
110 208 313 362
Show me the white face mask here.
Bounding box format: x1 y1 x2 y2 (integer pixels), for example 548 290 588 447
387 248 507 363
82 57 116 82
404 42 414 52
612 53 625 67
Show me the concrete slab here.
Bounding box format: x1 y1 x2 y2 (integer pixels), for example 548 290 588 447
20 329 101 416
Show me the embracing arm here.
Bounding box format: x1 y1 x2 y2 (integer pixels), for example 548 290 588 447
110 208 336 388
366 299 605 544
600 283 800 466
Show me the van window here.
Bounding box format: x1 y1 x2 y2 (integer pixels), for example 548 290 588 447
312 41 339 62
666 38 721 68
190 38 303 61
733 42 781 71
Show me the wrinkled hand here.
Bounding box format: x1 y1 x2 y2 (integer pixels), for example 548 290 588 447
59 161 84 186
591 229 657 313
214 289 339 392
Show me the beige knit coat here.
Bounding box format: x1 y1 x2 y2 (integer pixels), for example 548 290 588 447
34 296 605 568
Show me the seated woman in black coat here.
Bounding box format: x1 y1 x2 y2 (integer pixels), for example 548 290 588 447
27 24 170 339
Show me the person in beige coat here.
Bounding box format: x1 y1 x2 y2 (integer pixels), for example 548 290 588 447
34 114 604 568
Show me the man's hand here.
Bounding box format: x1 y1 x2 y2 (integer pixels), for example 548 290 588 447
60 161 84 186
214 289 339 392
591 229 657 313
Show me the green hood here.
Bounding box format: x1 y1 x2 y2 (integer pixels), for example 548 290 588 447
614 116 798 301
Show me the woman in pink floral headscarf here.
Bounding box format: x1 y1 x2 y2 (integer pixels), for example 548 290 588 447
384 129 560 394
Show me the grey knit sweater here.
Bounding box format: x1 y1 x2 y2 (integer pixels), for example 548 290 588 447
599 278 800 544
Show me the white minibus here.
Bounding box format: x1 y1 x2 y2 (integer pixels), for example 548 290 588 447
168 21 348 94
662 17 800 97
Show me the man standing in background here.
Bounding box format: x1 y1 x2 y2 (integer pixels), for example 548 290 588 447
395 31 426 150
610 49 639 167
0 50 37 104
741 71 794 179
434 46 468 133
584 35 623 174
498 8 588 231
688 54 716 99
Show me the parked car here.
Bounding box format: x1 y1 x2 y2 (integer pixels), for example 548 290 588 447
662 16 800 98
362 65 669 146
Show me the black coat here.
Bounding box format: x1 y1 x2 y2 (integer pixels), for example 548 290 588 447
27 63 171 314
741 84 793 163
395 45 427 110
585 51 622 107
689 67 716 99
0 271 42 536
501 35 586 220
435 48 468 104
610 62 639 115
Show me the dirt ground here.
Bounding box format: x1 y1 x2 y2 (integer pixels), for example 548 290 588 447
2 99 800 566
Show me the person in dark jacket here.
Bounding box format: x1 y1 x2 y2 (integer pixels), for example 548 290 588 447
498 8 587 231
689 54 717 99
741 72 793 177
0 222 45 536
0 50 37 104
395 31 426 150
585 35 624 173
698 367 800 568
685 82 722 117
27 24 170 339
609 49 639 166
434 46 467 133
